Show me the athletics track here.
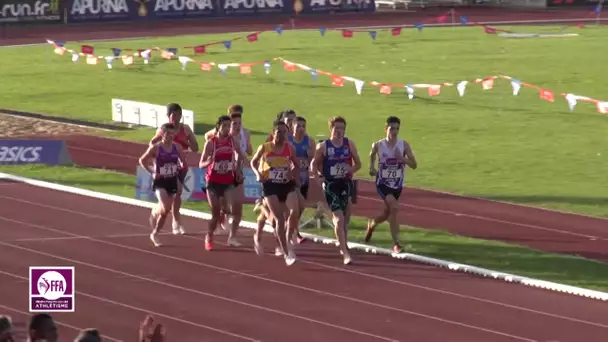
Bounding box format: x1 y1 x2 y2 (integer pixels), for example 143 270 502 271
2 7 608 341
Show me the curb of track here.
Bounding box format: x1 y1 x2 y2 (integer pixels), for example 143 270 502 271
1 171 606 302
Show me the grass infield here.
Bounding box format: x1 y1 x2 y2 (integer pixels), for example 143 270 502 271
1 164 607 292
2 26 608 216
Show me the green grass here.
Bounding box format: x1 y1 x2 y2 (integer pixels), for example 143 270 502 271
2 26 608 216
1 164 607 292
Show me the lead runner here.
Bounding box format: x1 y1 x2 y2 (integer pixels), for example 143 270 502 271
365 116 417 253
149 103 199 235
311 116 361 265
139 123 189 247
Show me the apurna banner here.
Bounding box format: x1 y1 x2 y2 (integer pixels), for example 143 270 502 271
0 0 63 23
65 0 375 22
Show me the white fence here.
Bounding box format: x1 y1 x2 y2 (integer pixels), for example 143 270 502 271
111 99 195 129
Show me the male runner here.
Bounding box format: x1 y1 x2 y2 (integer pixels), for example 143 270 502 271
311 116 361 265
366 116 417 253
149 103 198 236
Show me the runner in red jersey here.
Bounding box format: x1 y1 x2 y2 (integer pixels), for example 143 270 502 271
150 103 199 236
199 115 246 251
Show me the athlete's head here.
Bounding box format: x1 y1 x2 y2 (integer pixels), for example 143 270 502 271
385 116 400 138
229 112 242 134
227 104 243 116
215 115 231 138
272 120 288 144
0 315 13 342
28 313 57 342
282 109 297 129
328 116 346 139
160 123 177 142
167 103 182 125
294 116 306 136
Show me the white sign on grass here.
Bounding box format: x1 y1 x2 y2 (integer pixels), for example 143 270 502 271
111 99 195 129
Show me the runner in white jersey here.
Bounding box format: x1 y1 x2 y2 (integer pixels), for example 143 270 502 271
365 116 417 253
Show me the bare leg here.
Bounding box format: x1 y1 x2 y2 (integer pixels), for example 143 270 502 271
171 182 185 235
149 189 174 247
285 191 301 250
331 209 350 264
228 184 244 245
254 210 267 256
205 189 222 251
265 195 294 266
385 196 403 252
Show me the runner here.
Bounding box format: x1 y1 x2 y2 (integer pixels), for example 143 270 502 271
250 120 300 265
311 116 362 265
287 115 314 244
149 103 198 236
366 116 417 253
199 115 246 251
139 123 189 247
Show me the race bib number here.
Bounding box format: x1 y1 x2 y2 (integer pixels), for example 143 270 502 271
269 168 288 181
381 167 403 180
299 158 308 169
213 160 233 173
330 163 348 178
160 163 178 177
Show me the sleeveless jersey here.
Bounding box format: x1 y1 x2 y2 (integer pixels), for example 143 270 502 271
234 128 248 155
205 137 236 184
375 139 407 189
322 138 353 181
154 144 180 179
173 124 190 150
259 142 292 184
288 135 310 185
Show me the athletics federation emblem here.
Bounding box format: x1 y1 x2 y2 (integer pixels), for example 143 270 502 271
29 266 75 312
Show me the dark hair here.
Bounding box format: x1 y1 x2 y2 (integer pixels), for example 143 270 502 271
160 123 176 132
215 115 231 132
227 104 243 115
276 111 285 120
328 116 346 128
229 112 242 120
283 109 296 117
295 116 306 123
273 120 286 130
386 116 401 126
75 328 101 342
28 313 52 332
166 103 182 117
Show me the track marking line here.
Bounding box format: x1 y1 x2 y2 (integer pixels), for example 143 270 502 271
358 195 608 241
6 232 179 242
1 193 607 326
1 212 604 335
0 303 124 342
0 238 401 342
0 271 261 342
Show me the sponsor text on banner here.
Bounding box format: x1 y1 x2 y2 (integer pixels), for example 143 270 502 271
0 0 63 23
0 140 73 165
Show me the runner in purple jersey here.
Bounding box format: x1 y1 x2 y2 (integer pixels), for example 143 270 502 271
139 123 189 247
365 116 417 253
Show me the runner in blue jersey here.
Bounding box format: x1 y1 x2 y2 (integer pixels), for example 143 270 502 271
366 116 417 253
311 116 362 265
287 116 315 244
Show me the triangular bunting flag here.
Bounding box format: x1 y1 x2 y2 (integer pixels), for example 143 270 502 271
457 81 468 97
81 45 94 55
283 62 296 72
240 65 252 74
428 86 441 96
178 56 191 70
391 28 402 36
247 33 259 42
264 61 271 74
224 41 232 49
200 62 212 71
511 79 521 96
122 55 133 65
105 56 114 69
596 101 608 114
369 31 377 40
482 78 494 90
319 27 326 36
332 76 344 87
354 79 364 95
194 45 206 54
540 89 555 102
342 30 353 38
86 55 98 65
380 85 391 95
406 85 414 100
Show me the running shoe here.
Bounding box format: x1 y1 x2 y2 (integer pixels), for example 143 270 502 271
364 219 375 243
274 247 283 256
172 221 186 235
149 233 162 247
393 244 405 254
227 236 242 247
343 253 352 265
205 235 213 251
285 250 296 266
297 233 306 244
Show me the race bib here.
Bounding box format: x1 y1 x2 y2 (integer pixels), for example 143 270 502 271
380 167 403 180
330 163 348 178
269 168 289 181
213 160 233 173
159 163 178 177
299 158 308 169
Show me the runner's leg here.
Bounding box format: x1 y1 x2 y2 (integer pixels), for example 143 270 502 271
229 183 245 244
365 186 390 242
285 190 300 251
224 186 242 247
205 187 222 251
150 188 173 247
265 195 294 265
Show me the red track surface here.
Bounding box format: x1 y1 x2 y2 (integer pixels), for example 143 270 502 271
53 134 608 263
1 180 607 341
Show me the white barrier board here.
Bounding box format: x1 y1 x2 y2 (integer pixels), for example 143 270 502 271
111 99 195 129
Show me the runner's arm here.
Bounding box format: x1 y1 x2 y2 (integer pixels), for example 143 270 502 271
307 137 315 165
288 144 301 187
204 129 216 142
139 145 157 174
184 125 199 152
369 141 379 175
404 144 418 169
245 129 253 156
310 142 325 178
149 129 163 146
233 138 246 171
349 140 362 175
250 145 265 181
198 140 214 169
175 144 189 170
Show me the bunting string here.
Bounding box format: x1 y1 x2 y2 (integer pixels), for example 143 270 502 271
45 38 608 115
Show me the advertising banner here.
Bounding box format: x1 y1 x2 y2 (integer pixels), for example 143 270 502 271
218 0 291 16
547 0 601 6
67 0 218 22
136 166 262 203
0 0 63 23
296 0 376 13
0 140 73 166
